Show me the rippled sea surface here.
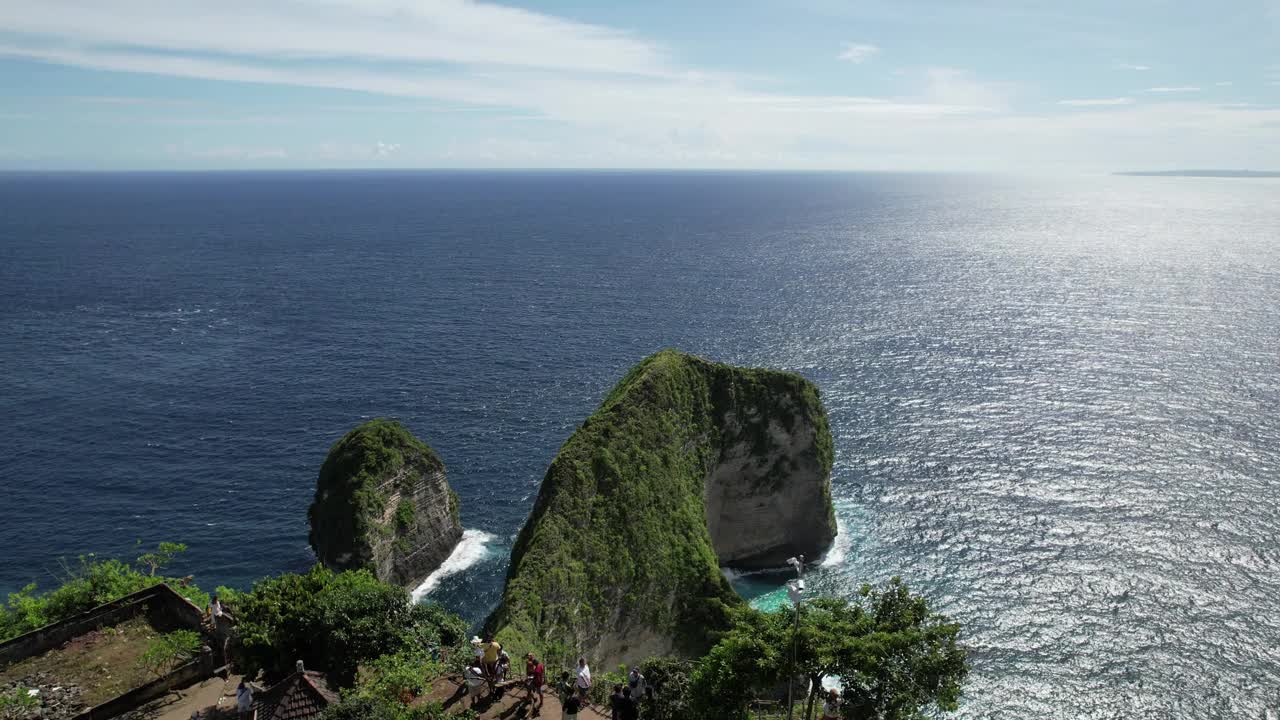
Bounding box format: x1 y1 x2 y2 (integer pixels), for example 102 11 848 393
1 172 1277 718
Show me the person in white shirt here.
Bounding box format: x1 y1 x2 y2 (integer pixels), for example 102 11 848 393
575 657 592 702
463 665 486 709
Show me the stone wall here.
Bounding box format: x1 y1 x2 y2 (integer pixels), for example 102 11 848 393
0 584 204 668
0 584 217 720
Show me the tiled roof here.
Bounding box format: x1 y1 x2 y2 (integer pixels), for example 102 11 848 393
253 671 338 720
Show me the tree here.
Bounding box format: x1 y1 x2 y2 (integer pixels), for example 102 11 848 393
832 579 968 719
688 607 790 720
233 565 467 686
136 541 188 577
638 658 697 720
688 579 968 720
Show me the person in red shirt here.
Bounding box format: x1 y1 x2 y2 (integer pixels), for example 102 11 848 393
525 653 546 710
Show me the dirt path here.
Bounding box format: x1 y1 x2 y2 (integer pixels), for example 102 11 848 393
121 673 241 720
423 676 610 719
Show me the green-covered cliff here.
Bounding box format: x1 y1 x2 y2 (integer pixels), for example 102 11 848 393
308 419 462 588
488 350 836 666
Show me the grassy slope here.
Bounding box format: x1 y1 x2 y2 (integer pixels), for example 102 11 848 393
489 349 832 661
308 419 454 571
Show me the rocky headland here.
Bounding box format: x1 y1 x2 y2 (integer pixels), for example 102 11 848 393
307 419 463 588
487 349 837 667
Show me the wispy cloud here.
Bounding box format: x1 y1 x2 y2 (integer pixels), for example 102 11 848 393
1215 81 1234 87
921 67 1010 111
1117 63 1151 71
1 0 1278 171
837 42 880 64
1145 86 1201 93
1058 97 1135 106
0 0 675 77
166 144 288 160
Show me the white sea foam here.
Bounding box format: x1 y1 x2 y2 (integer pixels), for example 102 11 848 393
820 513 850 568
720 566 783 582
411 529 495 602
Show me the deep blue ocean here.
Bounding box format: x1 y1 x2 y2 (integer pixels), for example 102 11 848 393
1 171 1278 718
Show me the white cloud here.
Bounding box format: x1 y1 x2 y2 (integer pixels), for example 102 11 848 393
166 144 287 160
0 0 1278 171
1117 63 1151 71
1057 98 1135 106
921 67 1010 111
837 43 880 64
1215 81 1233 87
1145 86 1201 93
0 0 674 77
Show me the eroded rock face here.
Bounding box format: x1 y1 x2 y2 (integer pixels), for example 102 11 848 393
308 420 462 588
489 350 836 668
706 406 836 569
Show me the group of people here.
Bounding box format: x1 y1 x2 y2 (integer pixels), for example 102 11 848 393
460 635 653 719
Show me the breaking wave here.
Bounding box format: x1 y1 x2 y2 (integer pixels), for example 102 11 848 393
411 529 496 603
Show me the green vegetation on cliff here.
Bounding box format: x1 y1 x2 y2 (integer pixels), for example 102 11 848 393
489 349 835 662
0 543 208 642
309 419 461 585
232 564 467 686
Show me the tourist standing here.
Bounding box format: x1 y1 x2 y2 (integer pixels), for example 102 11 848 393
525 653 545 709
821 689 841 720
575 657 592 702
620 687 639 720
235 679 253 720
562 692 582 720
609 684 626 720
497 648 512 683
627 667 648 703
481 635 503 684
464 664 486 709
557 671 575 704
557 671 576 720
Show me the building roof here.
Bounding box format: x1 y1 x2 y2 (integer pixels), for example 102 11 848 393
253 671 338 720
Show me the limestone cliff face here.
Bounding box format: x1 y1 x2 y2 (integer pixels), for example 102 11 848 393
308 419 463 588
705 393 837 569
488 350 836 668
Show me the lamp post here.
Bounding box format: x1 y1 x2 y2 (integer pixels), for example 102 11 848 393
785 555 805 720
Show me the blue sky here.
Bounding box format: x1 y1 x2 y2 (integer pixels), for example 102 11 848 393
1 0 1277 171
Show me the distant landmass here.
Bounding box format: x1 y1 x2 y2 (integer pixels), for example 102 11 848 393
1116 170 1280 178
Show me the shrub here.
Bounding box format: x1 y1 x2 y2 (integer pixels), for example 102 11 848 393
587 670 627 706
0 547 207 642
0 687 40 720
139 630 204 677
233 565 467 686
638 658 696 720
393 500 416 531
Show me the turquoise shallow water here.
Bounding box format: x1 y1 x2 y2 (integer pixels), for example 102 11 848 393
2 171 1278 718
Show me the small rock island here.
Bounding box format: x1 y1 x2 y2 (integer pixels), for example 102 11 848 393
308 419 463 588
488 349 836 667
